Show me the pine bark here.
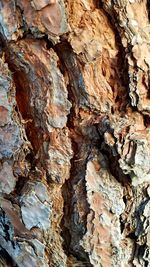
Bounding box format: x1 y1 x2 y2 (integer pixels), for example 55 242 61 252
0 0 150 266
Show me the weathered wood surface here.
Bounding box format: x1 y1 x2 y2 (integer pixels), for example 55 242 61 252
0 0 150 266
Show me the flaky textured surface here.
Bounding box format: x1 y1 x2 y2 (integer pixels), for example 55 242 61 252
0 0 150 266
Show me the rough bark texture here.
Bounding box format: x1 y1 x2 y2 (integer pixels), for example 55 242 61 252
0 0 150 266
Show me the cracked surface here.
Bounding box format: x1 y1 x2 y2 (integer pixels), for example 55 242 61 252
0 0 150 266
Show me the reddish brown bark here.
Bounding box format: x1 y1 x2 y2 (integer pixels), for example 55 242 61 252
0 1 150 266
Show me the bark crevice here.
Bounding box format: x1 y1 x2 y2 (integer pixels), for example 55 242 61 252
0 1 150 266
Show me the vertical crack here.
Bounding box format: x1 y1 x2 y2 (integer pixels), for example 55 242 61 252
55 41 93 266
0 247 16 267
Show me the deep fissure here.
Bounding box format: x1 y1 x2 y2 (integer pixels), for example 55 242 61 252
55 41 94 265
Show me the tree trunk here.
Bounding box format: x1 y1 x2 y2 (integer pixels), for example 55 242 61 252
0 0 150 266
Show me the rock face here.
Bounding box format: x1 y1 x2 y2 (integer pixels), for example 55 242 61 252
0 0 150 266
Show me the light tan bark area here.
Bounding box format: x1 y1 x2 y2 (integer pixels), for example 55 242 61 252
0 0 150 266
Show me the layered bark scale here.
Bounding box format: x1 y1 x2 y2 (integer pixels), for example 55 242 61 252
0 0 150 266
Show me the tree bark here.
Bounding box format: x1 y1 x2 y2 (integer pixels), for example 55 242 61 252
0 0 150 266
